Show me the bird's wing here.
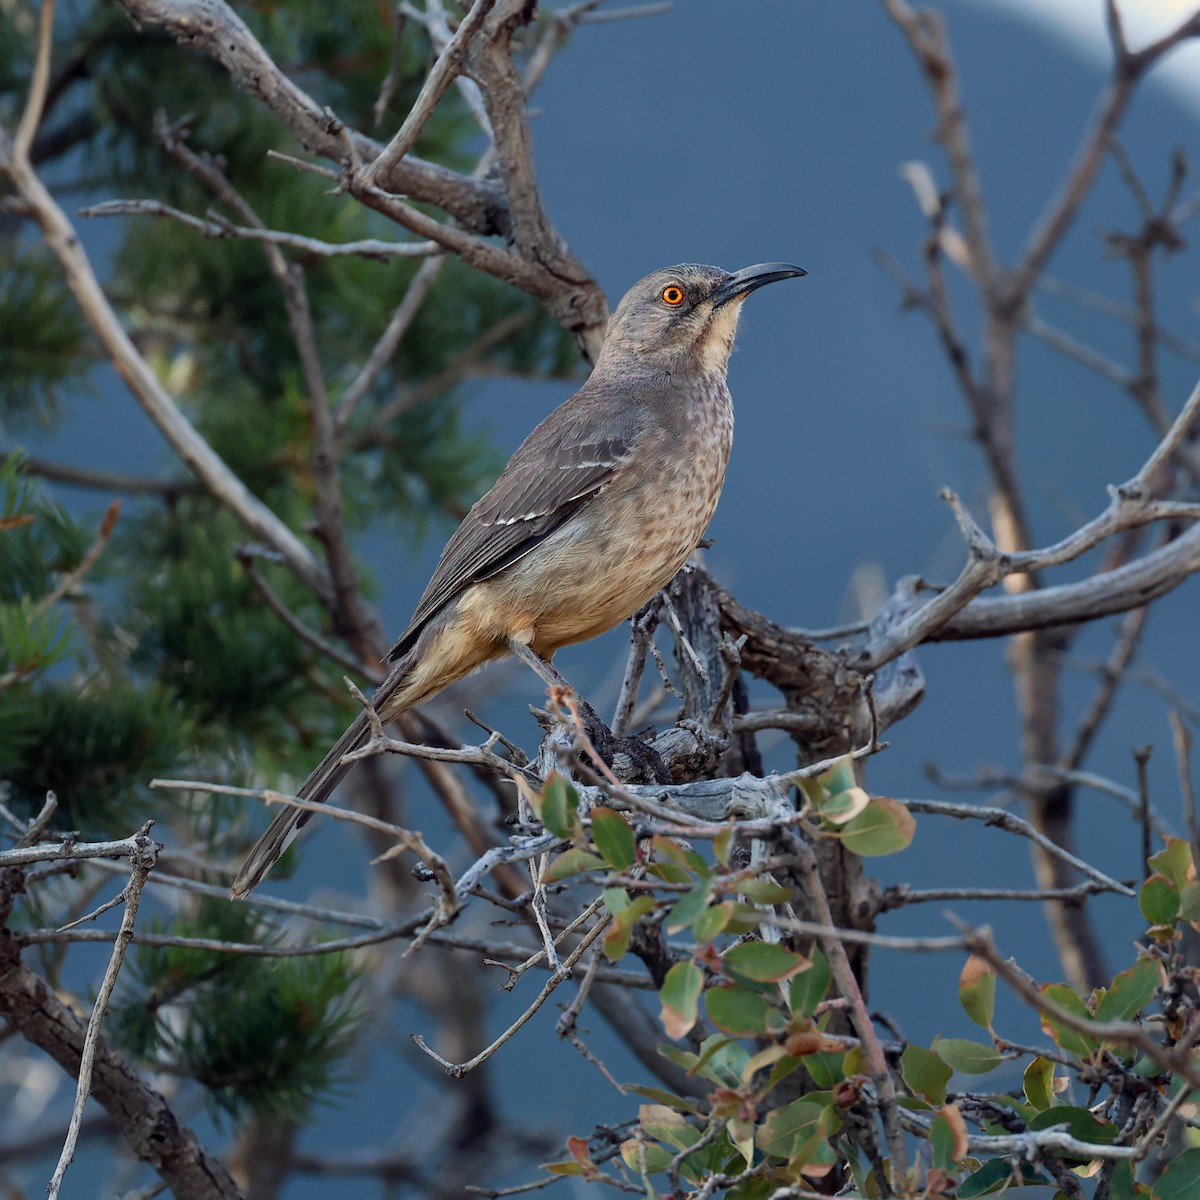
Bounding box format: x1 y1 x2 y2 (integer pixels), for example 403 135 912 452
386 426 634 663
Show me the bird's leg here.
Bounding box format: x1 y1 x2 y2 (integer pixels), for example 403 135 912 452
506 637 670 784
506 637 576 695
506 636 618 766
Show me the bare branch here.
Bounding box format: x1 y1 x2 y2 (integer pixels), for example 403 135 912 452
0 452 195 498
115 0 507 236
47 829 159 1199
788 837 908 1181
862 377 1200 664
239 553 380 683
335 253 445 429
1008 5 1200 307
81 198 441 260
411 908 610 1076
880 0 996 295
1171 711 1200 884
880 879 1113 911
362 0 496 188
898 797 1134 895
0 832 160 869
14 0 56 162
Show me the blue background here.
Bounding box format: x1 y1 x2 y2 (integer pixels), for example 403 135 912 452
11 1 1200 1192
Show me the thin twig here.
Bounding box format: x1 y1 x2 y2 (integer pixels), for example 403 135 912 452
240 554 380 682
46 825 159 1199
1170 712 1200 882
335 253 445 428
411 909 611 1076
32 501 119 618
787 836 908 1185
879 879 1112 911
1134 745 1153 882
0 452 194 498
81 199 441 260
898 797 1134 896
361 0 496 186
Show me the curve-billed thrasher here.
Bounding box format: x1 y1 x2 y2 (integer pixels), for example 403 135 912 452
231 261 805 898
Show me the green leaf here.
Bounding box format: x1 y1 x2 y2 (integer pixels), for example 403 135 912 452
620 1137 673 1174
933 1037 1001 1075
727 1116 756 1168
723 902 770 935
787 1130 840 1179
839 797 916 857
798 756 856 809
723 942 810 986
1179 881 1200 922
957 1158 1050 1198
1148 838 1192 889
1140 873 1180 926
667 884 714 934
802 1050 844 1090
737 878 794 904
1094 957 1159 1024
1156 1149 1200 1200
755 1098 824 1159
816 784 871 825
650 835 711 878
705 985 778 1036
542 1160 584 1176
693 901 732 943
659 961 704 1040
602 894 654 962
788 947 831 1017
1023 1056 1056 1111
539 772 580 839
713 825 735 866
648 859 693 884
902 1044 951 1105
1108 1159 1147 1200
691 1033 750 1087
1039 983 1099 1057
591 807 635 869
540 847 605 884
638 1103 698 1151
958 955 996 1029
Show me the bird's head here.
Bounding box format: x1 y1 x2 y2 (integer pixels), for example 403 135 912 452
599 262 806 376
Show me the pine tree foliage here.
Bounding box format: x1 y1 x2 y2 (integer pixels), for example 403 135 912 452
0 0 578 1158
112 898 363 1125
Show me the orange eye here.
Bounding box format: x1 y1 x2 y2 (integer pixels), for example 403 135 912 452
661 285 685 306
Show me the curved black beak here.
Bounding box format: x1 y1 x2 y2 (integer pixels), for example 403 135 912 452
711 262 807 308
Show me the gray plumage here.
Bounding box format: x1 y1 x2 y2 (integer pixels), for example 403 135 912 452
230 261 805 899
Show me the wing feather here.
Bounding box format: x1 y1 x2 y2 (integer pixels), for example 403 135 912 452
385 393 639 663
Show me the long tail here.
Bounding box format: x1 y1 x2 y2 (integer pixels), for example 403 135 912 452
231 643 424 897
230 665 412 899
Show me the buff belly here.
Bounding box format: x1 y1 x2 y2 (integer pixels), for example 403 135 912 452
379 422 732 716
